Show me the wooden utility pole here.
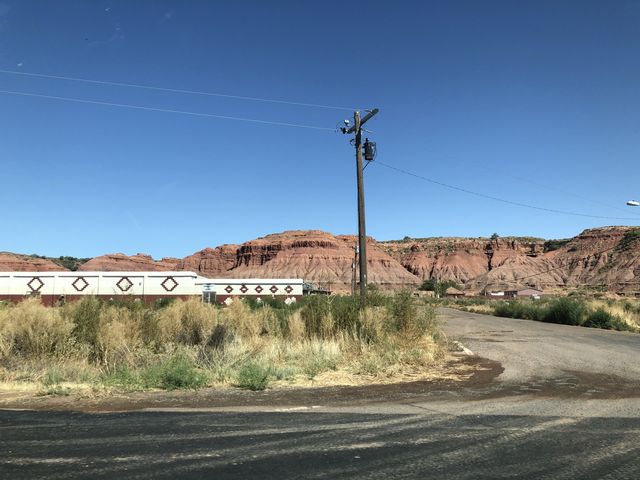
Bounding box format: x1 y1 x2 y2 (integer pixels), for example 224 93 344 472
342 108 379 301
354 111 368 299
351 243 357 297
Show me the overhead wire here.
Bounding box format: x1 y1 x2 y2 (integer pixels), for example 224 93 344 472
495 171 640 217
0 68 357 111
439 151 640 217
3 68 637 220
0 89 335 131
374 160 640 221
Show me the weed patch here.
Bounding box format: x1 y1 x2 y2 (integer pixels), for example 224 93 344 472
236 362 272 390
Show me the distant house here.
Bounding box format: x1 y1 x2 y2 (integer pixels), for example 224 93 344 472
487 291 505 297
517 288 543 299
444 286 465 298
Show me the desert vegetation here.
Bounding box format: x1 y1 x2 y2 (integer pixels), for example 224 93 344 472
442 296 640 332
0 292 444 395
28 254 90 271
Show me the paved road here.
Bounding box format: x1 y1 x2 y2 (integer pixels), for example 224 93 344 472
1 409 639 479
1 309 639 479
440 307 640 384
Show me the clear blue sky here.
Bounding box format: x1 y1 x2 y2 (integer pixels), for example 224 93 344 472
1 0 639 258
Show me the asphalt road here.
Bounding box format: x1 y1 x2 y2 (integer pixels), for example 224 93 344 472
440 307 640 384
1 309 639 479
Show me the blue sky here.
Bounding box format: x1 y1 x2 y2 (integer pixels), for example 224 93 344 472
1 0 639 258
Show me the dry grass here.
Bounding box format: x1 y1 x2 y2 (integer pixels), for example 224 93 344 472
0 298 73 358
586 300 640 330
461 304 495 315
0 296 446 395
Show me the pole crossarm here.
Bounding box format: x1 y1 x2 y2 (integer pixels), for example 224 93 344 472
344 108 379 134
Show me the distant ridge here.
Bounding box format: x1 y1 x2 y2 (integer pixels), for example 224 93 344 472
3 226 639 293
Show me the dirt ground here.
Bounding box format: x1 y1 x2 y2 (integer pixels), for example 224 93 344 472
0 355 500 412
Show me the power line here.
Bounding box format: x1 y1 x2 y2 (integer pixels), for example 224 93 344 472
432 152 640 217
0 89 335 131
499 171 640 217
0 68 357 111
375 160 640 221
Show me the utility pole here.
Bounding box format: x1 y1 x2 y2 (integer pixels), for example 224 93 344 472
340 108 379 301
351 243 357 297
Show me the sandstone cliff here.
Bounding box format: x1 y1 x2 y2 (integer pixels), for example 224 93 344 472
465 227 640 292
78 254 180 272
5 226 640 293
0 253 67 272
379 237 545 284
178 230 420 292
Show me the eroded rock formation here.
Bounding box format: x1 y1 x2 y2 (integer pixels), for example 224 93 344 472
78 254 180 272
0 253 67 272
5 226 640 293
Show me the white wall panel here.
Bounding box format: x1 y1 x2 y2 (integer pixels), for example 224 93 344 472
144 274 199 296
55 274 100 296
98 274 144 296
8 274 56 296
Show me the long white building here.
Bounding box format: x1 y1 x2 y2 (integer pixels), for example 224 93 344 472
0 271 304 306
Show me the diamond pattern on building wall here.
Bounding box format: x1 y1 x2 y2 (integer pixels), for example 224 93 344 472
255 285 263 293
239 284 248 294
72 277 89 292
225 285 233 294
116 277 133 292
285 285 293 294
161 276 178 292
27 277 44 292
269 285 278 294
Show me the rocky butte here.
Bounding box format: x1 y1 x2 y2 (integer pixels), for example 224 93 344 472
2 226 639 293
178 230 420 293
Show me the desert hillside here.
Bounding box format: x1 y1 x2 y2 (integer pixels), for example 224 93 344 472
2 226 639 293
0 253 67 272
177 230 420 291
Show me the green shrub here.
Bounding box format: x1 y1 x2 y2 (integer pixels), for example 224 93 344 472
69 296 103 347
235 361 272 390
583 309 625 330
330 296 361 335
494 301 545 321
543 298 586 326
419 278 437 292
390 290 417 333
300 296 331 338
543 239 570 252
42 368 64 386
364 284 389 307
618 229 640 251
99 366 141 391
141 354 209 390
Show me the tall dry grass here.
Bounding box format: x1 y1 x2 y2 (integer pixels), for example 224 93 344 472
0 298 73 358
0 294 444 393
